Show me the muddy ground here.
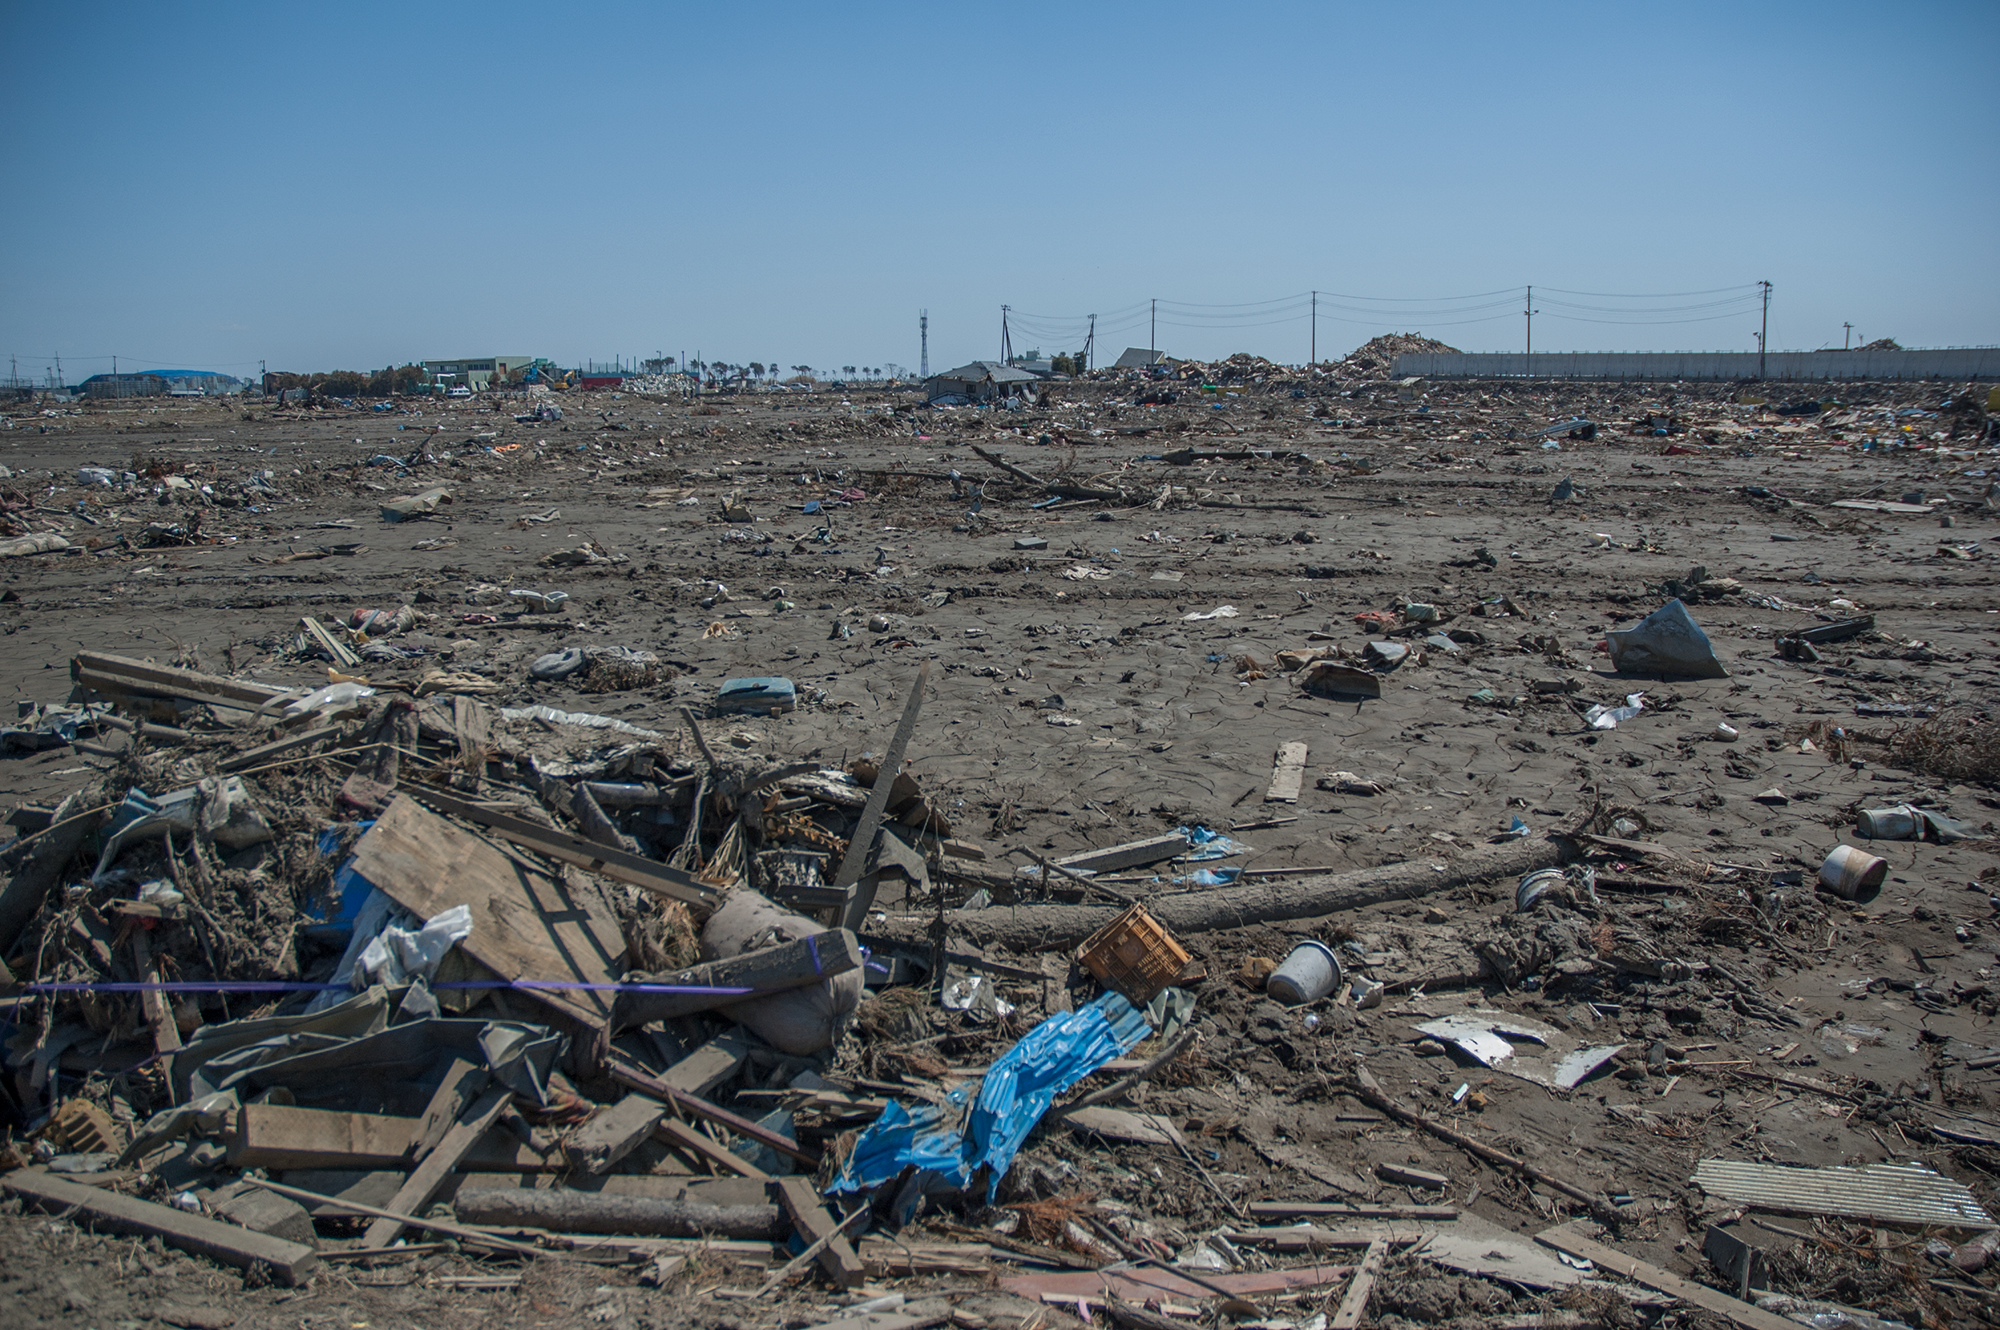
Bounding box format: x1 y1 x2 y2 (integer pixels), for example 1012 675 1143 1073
0 371 1996 1329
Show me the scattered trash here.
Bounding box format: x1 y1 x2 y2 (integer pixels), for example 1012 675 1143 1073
1412 1010 1624 1090
1857 804 1976 842
1584 693 1646 730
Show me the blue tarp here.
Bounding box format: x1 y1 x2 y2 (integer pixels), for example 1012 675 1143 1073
832 990 1151 1201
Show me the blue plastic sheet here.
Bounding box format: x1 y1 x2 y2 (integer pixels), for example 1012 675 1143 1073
1178 825 1249 862
832 990 1151 1201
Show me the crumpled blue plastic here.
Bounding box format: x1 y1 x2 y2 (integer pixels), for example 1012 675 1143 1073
1177 825 1249 862
831 990 1150 1201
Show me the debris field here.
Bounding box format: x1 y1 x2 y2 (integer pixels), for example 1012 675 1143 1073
0 358 1996 1330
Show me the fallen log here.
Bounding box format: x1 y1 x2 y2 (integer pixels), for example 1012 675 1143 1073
452 1189 786 1239
937 833 1576 952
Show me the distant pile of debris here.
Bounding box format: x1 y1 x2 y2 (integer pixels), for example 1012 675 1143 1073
1334 333 1460 378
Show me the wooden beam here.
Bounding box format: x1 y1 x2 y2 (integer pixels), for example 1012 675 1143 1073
608 1055 819 1169
1329 1236 1387 1330
218 724 343 773
300 617 360 669
568 1035 749 1174
610 930 863 1029
362 1086 512 1248
776 1177 866 1289
833 660 931 930
656 1118 772 1180
1533 1224 1801 1330
409 1058 487 1164
226 1102 552 1172
131 930 181 1077
71 651 292 708
1246 1202 1459 1222
402 785 716 910
5 1168 318 1285
1054 833 1189 874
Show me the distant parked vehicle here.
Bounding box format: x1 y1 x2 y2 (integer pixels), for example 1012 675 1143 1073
447 385 472 398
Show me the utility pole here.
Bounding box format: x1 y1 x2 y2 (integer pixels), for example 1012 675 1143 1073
1000 305 1011 362
1085 314 1095 371
1310 291 1317 366
1758 281 1772 378
1843 321 1852 351
919 310 928 378
1150 298 1156 354
1524 287 1537 378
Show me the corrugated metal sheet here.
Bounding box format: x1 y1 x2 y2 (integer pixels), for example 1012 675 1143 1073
1693 1159 1993 1228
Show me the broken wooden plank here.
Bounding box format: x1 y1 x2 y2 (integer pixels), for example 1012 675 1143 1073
607 1053 819 1168
1055 833 1190 874
656 1118 772 1180
349 795 629 1037
567 1034 749 1174
451 694 491 767
301 616 360 669
5 1168 318 1285
1001 1263 1356 1303
1329 1236 1388 1330
776 1176 866 1288
834 660 931 930
1266 741 1308 804
1246 1202 1459 1221
610 930 864 1029
218 724 343 774
1226 1227 1427 1252
1062 1106 1186 1147
1376 1162 1450 1190
131 929 182 1077
401 784 715 910
226 1102 551 1172
409 1058 487 1164
857 1238 994 1276
362 1086 512 1248
1533 1223 1800 1330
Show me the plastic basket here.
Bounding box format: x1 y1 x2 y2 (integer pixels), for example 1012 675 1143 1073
1077 904 1192 1004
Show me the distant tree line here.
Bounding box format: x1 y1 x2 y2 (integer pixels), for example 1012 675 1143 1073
262 365 429 397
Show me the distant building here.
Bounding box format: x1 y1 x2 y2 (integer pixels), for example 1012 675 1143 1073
924 360 1043 404
1112 347 1167 370
420 356 537 391
75 369 243 398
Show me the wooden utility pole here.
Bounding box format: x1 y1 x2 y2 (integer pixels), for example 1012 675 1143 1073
1758 281 1772 378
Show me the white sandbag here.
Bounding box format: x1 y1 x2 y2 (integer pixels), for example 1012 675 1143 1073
0 533 70 557
700 889 862 1056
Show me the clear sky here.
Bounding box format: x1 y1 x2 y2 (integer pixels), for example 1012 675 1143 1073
4 1 1995 382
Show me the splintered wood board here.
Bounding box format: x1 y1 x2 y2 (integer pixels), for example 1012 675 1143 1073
350 795 624 1029
1266 741 1309 803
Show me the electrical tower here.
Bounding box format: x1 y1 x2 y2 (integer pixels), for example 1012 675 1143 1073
1085 314 1095 372
920 310 928 378
1000 305 1012 362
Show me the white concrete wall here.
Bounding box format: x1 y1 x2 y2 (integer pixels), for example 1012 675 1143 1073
1391 348 2000 381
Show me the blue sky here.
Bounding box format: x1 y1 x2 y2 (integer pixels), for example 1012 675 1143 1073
4 1 1995 380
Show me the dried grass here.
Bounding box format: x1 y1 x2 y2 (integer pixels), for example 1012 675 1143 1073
1881 708 2000 784
1004 1193 1097 1248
